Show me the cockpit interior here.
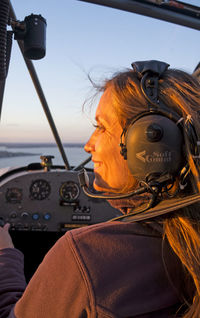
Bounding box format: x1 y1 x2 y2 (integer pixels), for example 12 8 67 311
0 0 200 281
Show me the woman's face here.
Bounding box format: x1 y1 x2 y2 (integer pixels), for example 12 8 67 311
84 87 136 193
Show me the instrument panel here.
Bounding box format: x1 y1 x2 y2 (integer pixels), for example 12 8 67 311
0 168 120 232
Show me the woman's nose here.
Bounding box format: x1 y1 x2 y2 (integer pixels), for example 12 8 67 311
84 136 95 153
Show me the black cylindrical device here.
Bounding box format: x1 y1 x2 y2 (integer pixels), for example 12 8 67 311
24 14 46 60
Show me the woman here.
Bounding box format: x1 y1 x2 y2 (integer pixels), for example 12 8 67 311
0 60 200 317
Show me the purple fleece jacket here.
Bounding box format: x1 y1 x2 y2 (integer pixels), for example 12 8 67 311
0 221 183 318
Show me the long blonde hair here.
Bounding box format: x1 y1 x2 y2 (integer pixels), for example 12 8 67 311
98 67 200 317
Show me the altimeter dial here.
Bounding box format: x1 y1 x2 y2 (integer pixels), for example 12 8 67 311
59 181 80 201
30 179 51 200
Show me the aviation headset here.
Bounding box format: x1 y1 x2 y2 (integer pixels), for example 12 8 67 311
79 60 200 220
119 60 199 182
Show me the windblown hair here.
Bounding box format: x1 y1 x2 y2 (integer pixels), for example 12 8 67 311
94 68 200 317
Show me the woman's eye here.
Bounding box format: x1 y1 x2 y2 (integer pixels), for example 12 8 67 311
93 124 105 131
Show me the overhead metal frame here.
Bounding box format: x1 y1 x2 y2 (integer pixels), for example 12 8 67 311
78 0 200 31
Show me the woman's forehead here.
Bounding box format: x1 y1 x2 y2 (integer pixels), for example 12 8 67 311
95 88 117 123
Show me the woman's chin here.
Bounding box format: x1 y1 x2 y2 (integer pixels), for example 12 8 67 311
93 174 108 192
93 182 106 192
93 180 118 193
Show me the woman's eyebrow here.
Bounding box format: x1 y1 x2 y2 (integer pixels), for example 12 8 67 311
95 115 106 125
95 115 99 122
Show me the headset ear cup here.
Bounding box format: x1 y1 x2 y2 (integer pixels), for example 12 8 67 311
125 114 184 181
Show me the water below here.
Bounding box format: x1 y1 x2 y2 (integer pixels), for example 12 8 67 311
0 144 93 169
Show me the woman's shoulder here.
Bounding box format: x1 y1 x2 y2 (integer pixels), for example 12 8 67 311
61 219 180 318
61 220 163 264
67 219 163 241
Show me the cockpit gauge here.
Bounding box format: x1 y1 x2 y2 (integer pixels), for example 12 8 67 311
30 179 51 200
6 187 22 203
59 181 80 201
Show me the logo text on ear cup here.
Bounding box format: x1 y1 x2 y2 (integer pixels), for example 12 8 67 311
136 150 172 163
136 150 146 163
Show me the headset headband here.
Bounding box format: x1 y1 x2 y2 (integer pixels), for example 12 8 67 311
131 60 180 120
132 60 168 108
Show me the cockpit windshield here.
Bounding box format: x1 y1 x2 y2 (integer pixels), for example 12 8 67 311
0 0 200 169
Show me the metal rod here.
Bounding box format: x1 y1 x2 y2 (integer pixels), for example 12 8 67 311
0 80 5 120
8 0 71 170
78 0 200 31
73 155 92 171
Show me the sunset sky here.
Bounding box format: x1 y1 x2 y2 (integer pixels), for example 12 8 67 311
1 0 200 143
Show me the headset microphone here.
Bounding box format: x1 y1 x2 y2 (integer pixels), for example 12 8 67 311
78 168 174 211
78 168 200 220
78 168 148 199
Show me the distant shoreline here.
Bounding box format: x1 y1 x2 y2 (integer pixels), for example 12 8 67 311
0 151 40 159
0 143 84 159
0 143 84 149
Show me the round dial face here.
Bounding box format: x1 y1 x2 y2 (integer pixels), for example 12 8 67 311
6 187 22 203
59 181 80 201
30 179 51 200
